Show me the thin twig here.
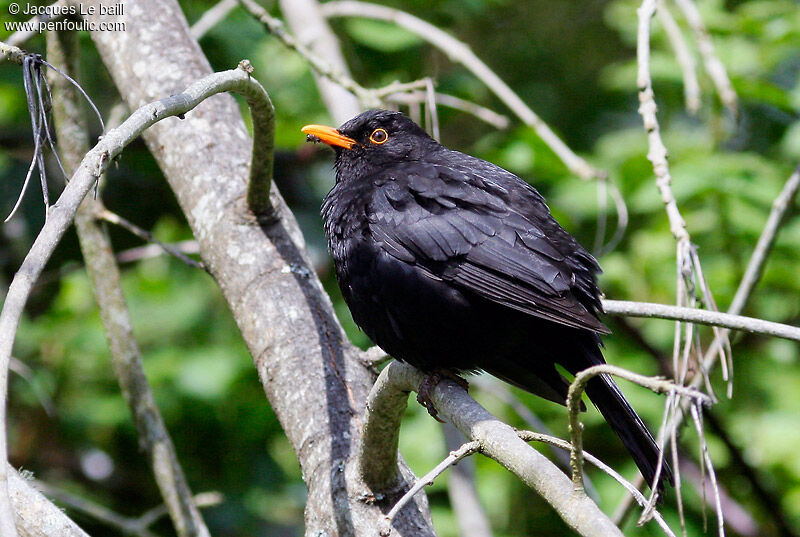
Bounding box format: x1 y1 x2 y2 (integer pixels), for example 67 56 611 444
387 91 510 129
602 299 800 342
385 440 481 522
190 0 238 39
238 0 380 107
730 164 800 316
516 430 676 537
657 0 700 114
566 363 710 491
9 357 56 417
471 377 601 500
689 404 725 537
116 240 201 265
638 0 689 246
320 1 604 181
442 424 494 537
0 66 274 537
277 0 362 123
37 480 223 537
97 209 206 270
671 0 737 115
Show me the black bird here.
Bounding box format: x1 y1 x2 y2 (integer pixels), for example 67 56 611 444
302 110 671 489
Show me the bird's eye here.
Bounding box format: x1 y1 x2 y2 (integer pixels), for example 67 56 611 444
369 128 389 145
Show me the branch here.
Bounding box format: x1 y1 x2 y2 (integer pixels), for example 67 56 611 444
657 0 700 114
97 208 206 270
360 361 626 537
442 424 494 537
116 240 200 265
696 163 800 383
320 1 604 181
237 0 382 110
566 364 710 491
277 0 363 122
671 0 738 116
730 164 800 316
385 439 481 523
190 0 238 39
602 299 800 342
36 480 222 537
8 466 91 537
0 65 273 537
0 39 27 64
516 430 676 537
48 28 214 537
638 0 690 245
387 91 510 129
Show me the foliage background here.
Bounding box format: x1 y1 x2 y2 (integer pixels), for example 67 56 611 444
1 0 799 535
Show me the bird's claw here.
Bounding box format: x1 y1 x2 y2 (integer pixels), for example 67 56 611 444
416 370 469 422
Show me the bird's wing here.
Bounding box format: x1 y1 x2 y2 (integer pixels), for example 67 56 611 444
367 159 609 334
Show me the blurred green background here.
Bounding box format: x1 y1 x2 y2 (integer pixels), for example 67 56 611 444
1 0 799 535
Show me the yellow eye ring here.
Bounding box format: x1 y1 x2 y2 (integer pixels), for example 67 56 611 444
369 128 389 145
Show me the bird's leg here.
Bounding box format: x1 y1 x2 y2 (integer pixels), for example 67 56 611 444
416 369 469 422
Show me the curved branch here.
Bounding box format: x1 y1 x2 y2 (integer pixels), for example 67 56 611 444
0 65 272 537
360 361 625 537
672 0 738 115
566 364 710 492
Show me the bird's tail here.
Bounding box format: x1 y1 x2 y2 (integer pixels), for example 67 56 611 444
584 373 673 491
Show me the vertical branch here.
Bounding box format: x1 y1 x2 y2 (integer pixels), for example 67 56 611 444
277 0 362 123
46 29 212 537
671 0 738 115
657 0 700 114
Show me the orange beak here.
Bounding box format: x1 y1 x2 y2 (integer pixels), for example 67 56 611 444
301 124 358 150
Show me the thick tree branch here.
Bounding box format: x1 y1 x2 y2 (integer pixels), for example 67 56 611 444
0 64 276 537
360 361 625 537
78 2 434 533
9 466 91 537
47 28 213 537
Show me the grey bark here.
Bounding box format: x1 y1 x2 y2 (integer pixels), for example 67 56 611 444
9 467 91 537
47 28 211 537
79 1 433 535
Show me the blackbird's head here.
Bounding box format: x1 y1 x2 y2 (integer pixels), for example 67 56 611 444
302 110 437 181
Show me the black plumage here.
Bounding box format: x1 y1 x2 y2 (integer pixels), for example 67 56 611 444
303 110 671 489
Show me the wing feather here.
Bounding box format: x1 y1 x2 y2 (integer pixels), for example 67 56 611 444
367 157 609 334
